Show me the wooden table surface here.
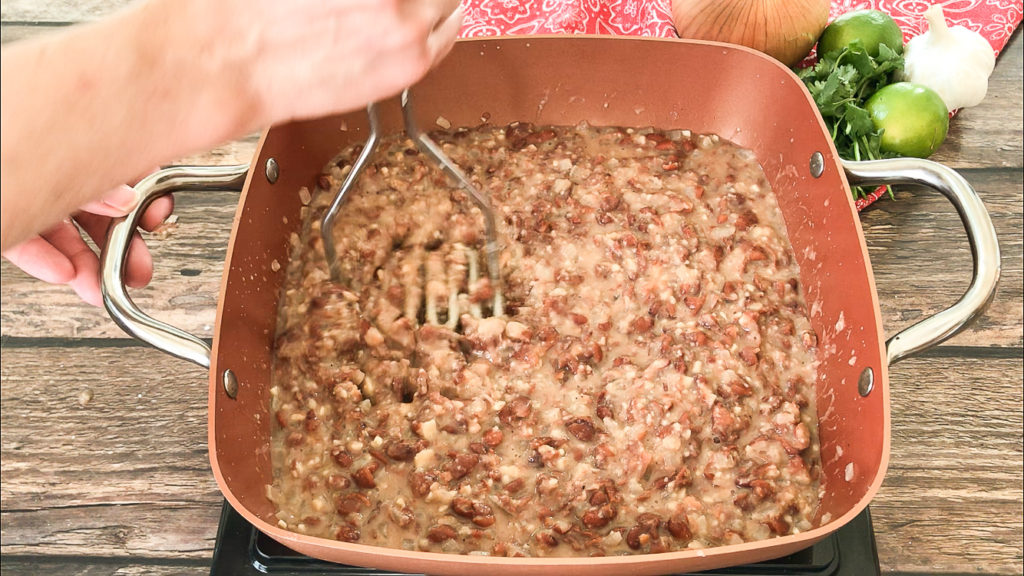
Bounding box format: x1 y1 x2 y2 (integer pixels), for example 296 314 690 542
2 3 1022 575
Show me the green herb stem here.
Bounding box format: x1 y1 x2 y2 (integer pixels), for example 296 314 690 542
797 42 905 202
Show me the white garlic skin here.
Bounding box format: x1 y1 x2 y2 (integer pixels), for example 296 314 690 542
901 5 996 112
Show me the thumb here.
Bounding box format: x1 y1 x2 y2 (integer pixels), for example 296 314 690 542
78 184 142 217
427 6 464 68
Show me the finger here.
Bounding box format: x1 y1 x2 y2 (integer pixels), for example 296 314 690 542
79 166 162 217
427 6 464 66
76 212 154 289
82 191 173 231
41 219 103 307
124 232 155 289
2 234 75 284
403 0 461 31
139 194 175 232
78 184 141 218
131 166 161 186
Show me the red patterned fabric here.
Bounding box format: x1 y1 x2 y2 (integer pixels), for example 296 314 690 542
830 1 1022 52
460 0 677 37
458 0 1022 51
457 0 1022 210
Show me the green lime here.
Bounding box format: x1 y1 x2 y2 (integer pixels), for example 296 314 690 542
818 10 904 57
865 82 949 158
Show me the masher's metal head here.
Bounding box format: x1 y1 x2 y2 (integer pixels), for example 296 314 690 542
319 90 504 325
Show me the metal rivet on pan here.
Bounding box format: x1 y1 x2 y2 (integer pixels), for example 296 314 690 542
858 366 875 397
265 158 280 184
810 152 825 178
223 369 239 399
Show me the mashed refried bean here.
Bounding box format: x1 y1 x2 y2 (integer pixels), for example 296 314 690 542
266 122 822 557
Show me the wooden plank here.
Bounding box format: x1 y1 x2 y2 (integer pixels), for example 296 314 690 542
0 22 68 44
2 347 1021 572
0 346 220 558
0 0 133 23
1 24 1020 170
1 504 222 559
930 31 1024 170
0 558 208 576
171 133 260 167
874 355 1024 575
0 190 237 340
2 171 1019 347
0 24 1019 348
861 169 1024 349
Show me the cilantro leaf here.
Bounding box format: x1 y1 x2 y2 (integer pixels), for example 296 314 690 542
842 103 874 137
797 43 905 198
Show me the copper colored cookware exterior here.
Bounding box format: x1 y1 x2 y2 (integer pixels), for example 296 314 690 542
208 37 889 574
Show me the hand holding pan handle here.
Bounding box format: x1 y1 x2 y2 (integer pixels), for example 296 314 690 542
843 158 1001 365
100 164 249 369
100 159 1000 369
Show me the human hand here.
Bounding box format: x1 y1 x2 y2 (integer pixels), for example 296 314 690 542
1 0 461 264
161 0 464 130
2 183 174 307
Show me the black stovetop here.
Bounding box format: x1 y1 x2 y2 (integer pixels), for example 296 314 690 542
210 503 880 576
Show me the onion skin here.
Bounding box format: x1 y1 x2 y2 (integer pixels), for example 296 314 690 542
672 0 830 67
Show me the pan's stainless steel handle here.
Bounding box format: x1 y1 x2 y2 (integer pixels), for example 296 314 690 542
843 158 1001 365
100 165 250 369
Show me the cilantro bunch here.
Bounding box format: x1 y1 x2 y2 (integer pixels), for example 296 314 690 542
797 41 904 197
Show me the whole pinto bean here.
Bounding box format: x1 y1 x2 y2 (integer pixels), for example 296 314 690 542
335 526 360 542
451 496 475 518
565 417 597 442
667 515 693 541
580 504 616 528
331 448 354 468
426 524 458 543
336 492 371 514
498 396 532 425
385 440 418 461
451 498 497 527
626 512 663 550
408 470 438 498
505 122 535 151
352 461 380 489
442 453 480 482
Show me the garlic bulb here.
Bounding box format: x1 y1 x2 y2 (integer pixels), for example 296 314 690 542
901 5 995 112
671 0 830 67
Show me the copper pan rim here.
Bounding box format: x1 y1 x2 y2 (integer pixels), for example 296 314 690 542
209 460 889 574
204 34 897 574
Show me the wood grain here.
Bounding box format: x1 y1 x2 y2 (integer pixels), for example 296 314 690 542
1 2 1020 575
876 354 1024 575
0 0 134 22
0 22 68 44
1 170 1018 348
1 347 220 559
1 27 1019 347
930 31 1024 170
0 191 237 340
862 169 1024 349
171 133 260 167
1 17 1021 170
0 19 1019 169
0 558 209 576
2 347 1021 572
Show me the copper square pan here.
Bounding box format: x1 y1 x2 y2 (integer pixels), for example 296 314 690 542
100 36 999 575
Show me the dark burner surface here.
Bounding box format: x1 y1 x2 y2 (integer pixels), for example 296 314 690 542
210 502 879 576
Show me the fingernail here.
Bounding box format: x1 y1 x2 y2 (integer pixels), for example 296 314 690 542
101 185 142 213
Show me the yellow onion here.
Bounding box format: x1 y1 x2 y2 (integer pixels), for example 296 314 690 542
671 0 830 67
